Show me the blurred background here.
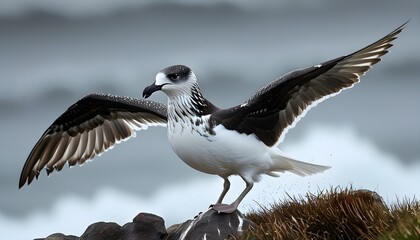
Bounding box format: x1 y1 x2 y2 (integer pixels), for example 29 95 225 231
1 0 419 239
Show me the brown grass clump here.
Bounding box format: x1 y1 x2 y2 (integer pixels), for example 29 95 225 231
242 187 419 240
381 198 420 240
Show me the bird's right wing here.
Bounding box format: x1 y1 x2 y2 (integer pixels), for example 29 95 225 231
19 93 167 188
210 22 406 147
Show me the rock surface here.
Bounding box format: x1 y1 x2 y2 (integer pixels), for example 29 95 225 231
37 209 252 240
166 209 251 240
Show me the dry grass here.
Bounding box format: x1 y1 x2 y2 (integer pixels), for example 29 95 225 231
381 198 420 240
241 187 420 240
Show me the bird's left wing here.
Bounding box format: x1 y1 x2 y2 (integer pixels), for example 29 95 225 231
210 22 406 147
19 93 167 188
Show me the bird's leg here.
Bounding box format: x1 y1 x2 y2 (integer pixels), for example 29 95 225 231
212 177 253 214
216 177 231 204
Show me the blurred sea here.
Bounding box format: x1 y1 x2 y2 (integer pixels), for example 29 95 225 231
1 1 419 239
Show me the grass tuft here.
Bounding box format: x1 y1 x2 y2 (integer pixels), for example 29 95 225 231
241 187 419 240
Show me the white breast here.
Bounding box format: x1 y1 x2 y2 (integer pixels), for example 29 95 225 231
167 114 274 180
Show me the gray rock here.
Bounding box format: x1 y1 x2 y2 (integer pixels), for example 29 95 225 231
37 209 251 240
122 212 167 240
165 209 252 240
38 233 78 240
40 213 167 240
79 222 124 240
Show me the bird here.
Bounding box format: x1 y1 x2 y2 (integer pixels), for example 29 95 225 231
19 22 406 213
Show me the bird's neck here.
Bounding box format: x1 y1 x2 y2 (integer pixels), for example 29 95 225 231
167 83 209 119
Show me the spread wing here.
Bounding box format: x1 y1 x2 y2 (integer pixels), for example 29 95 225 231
210 22 406 147
19 93 167 188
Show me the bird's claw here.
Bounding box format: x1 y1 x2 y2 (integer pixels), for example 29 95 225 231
211 203 237 213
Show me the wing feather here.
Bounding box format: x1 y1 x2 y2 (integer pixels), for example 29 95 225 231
211 22 406 147
19 93 167 188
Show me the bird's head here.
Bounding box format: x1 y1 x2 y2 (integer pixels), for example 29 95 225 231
143 65 198 99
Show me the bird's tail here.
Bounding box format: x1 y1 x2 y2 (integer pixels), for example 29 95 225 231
268 149 330 177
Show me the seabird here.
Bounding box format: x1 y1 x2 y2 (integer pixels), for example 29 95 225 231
19 23 406 213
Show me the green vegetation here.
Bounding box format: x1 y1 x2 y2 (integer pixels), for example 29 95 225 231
241 187 419 240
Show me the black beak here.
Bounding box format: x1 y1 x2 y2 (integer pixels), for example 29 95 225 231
143 83 163 98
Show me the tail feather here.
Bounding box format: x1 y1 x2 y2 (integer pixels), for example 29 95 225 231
269 150 330 177
286 158 330 176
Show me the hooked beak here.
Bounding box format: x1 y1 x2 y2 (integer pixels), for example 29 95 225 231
143 83 164 98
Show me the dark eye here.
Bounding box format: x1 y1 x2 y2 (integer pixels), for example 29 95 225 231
168 73 179 81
